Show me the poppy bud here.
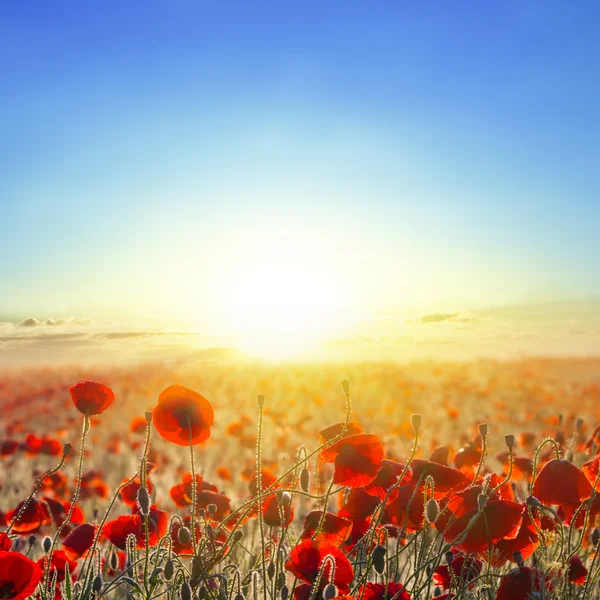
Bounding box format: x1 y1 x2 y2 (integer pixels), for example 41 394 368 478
371 544 386 574
323 584 337 600
145 411 153 423
198 508 206 518
276 572 286 590
137 487 150 516
280 492 292 508
433 588 442 597
180 582 192 600
150 567 163 586
592 528 600 546
164 559 174 581
207 503 218 516
28 535 36 547
445 551 454 565
479 423 488 438
426 498 439 524
281 586 289 600
93 575 103 593
110 551 119 570
411 414 422 432
477 494 487 510
267 562 275 580
341 380 350 395
258 395 265 408
513 550 523 566
505 434 515 449
42 536 52 553
526 495 541 509
300 468 310 493
178 526 192 545
234 595 245 600
233 530 244 542
63 443 73 457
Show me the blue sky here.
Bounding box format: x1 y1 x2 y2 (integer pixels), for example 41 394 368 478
2 1 599 336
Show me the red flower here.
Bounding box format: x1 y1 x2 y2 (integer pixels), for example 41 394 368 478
410 459 469 497
37 550 77 583
285 540 354 591
487 508 539 567
320 434 384 487
359 582 410 600
170 516 201 555
386 484 425 532
103 506 168 550
532 459 593 505
0 551 43 600
6 499 52 533
62 523 97 560
339 488 380 521
120 476 154 507
363 460 412 500
195 490 231 520
433 552 482 589
318 421 363 443
582 453 600 489
568 555 588 585
495 566 550 600
0 534 10 551
262 494 294 528
300 511 353 545
69 381 115 415
153 385 214 446
0 441 19 458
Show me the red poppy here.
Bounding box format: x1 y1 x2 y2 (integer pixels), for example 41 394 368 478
130 416 148 434
62 523 97 560
80 471 110 500
69 381 115 415
487 508 539 567
363 460 412 500
24 434 62 457
495 452 534 481
0 441 19 458
285 540 354 591
359 582 410 600
454 445 481 473
433 552 482 589
319 421 363 443
195 490 231 520
43 497 84 534
443 487 523 554
152 385 214 446
262 494 294 528
0 534 10 551
0 551 43 600
429 446 449 466
6 499 52 533
249 469 279 496
532 459 593 505
300 511 353 545
170 516 201 555
120 476 154 507
103 505 168 550
495 566 550 600
37 550 77 583
320 434 384 487
582 453 600 489
339 488 380 521
386 484 425 532
568 555 588 585
410 459 470 496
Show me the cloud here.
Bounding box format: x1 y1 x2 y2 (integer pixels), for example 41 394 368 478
17 317 43 327
413 312 460 324
17 316 93 327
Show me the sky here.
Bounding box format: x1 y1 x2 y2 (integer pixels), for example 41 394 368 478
1 1 599 361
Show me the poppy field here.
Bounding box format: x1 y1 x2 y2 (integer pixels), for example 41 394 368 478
1 357 600 600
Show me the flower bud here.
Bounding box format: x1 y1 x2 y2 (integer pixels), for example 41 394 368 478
93 575 103 593
371 544 386 574
513 550 524 566
42 536 52 553
234 595 246 600
267 561 275 580
592 528 600 546
281 586 289 600
526 495 541 509
180 582 192 600
504 434 515 449
233 530 244 542
479 423 488 437
300 468 310 493
110 551 119 570
280 492 292 508
178 526 191 545
445 550 454 565
426 498 439 524
28 535 36 547
323 584 337 600
411 414 422 432
145 411 153 423
341 380 350 395
276 572 286 590
164 559 174 581
207 503 218 516
137 487 150 516
63 443 73 457
257 395 265 408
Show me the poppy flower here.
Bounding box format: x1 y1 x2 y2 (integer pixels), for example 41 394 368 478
487 508 539 567
495 452 534 481
410 459 470 496
0 440 19 458
153 385 214 446
0 551 43 600
6 499 52 533
532 459 593 505
69 381 115 415
429 446 449 466
285 540 354 591
102 515 140 550
249 469 279 496
318 421 363 443
62 523 97 560
443 488 523 554
454 445 481 473
495 566 549 600
0 534 10 551
37 550 77 583
300 511 353 545
582 453 600 489
43 497 84 534
120 476 154 507
339 487 380 521
359 582 411 600
386 484 425 532
170 516 201 555
130 416 148 434
262 494 294 528
364 460 412 500
568 555 588 585
24 434 62 457
433 552 482 589
320 434 384 487
195 490 231 520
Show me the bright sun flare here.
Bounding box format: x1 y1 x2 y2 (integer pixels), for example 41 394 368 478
208 235 351 360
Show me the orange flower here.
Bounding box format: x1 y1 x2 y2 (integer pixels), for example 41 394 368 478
69 381 115 416
320 434 384 487
532 459 593 505
152 385 214 446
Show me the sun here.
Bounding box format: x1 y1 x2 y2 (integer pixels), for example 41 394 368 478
209 234 351 360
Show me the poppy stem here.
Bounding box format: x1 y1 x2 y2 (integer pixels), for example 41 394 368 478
256 395 268 600
188 418 198 556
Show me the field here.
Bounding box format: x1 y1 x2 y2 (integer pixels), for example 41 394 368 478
2 357 600 599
